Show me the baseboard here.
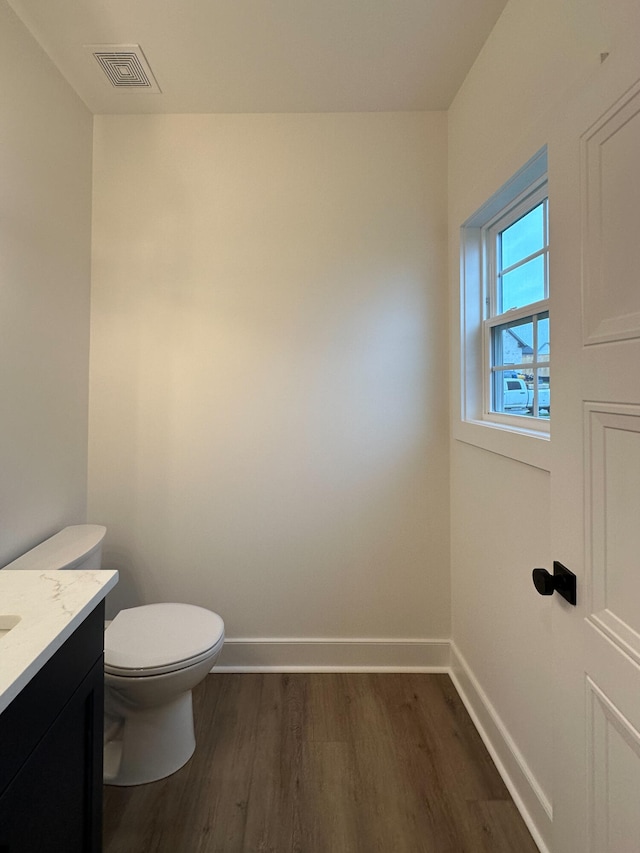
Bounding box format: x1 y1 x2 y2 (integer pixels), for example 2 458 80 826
215 637 451 672
449 643 552 853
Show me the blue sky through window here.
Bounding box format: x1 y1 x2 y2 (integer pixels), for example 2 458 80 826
501 202 544 268
499 202 546 311
500 256 544 311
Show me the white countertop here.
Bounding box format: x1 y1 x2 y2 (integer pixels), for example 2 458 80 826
0 569 118 714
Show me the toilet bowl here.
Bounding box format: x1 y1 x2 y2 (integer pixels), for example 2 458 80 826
2 525 225 787
103 602 224 785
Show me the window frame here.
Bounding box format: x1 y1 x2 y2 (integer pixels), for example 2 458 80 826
455 148 550 471
482 181 549 433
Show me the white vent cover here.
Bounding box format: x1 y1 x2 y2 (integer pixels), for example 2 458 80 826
85 44 161 93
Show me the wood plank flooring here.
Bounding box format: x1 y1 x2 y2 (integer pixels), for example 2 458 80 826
103 673 539 853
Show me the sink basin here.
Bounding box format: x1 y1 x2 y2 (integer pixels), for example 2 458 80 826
0 615 21 639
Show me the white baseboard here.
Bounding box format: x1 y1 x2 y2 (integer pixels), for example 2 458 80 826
215 637 451 672
449 643 552 853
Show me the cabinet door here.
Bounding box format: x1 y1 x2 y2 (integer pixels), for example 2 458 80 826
0 657 104 853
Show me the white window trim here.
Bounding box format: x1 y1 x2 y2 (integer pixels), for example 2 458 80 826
455 148 550 472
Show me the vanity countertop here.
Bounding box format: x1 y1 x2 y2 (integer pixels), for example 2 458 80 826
0 569 118 714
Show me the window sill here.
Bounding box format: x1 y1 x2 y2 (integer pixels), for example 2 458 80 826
453 417 550 471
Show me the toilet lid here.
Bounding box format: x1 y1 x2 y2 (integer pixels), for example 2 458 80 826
104 603 224 672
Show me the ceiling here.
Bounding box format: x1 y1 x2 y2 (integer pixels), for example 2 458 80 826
8 0 508 114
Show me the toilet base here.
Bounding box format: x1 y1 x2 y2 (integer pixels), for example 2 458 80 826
104 690 196 786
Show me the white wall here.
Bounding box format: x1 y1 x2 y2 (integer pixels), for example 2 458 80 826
89 112 450 659
0 1 93 565
448 0 610 847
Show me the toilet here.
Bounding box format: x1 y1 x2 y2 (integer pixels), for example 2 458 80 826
3 524 225 786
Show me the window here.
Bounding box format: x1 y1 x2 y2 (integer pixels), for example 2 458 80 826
457 148 550 470
484 186 549 422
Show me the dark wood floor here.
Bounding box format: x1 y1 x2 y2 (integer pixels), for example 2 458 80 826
103 673 538 853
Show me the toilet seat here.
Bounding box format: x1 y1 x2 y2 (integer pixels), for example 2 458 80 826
104 603 225 677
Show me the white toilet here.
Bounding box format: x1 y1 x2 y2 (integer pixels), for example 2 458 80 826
3 524 225 786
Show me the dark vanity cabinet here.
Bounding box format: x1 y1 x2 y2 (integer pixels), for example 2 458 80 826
0 603 105 853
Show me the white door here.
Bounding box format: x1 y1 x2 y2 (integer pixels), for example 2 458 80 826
550 24 640 853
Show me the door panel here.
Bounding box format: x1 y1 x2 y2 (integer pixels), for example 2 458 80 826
551 38 640 851
587 676 640 853
582 81 640 345
586 405 640 662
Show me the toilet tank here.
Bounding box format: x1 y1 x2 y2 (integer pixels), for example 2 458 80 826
3 525 106 571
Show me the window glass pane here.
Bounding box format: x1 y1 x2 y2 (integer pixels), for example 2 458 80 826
500 255 545 312
501 202 544 269
492 369 530 416
492 369 550 419
493 318 534 367
537 369 550 417
537 315 550 361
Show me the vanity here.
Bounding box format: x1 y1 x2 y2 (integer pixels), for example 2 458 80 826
0 570 118 853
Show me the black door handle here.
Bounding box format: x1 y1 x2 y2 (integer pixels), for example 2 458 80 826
532 561 576 605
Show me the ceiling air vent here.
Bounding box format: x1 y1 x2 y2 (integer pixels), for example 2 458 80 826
85 44 161 93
